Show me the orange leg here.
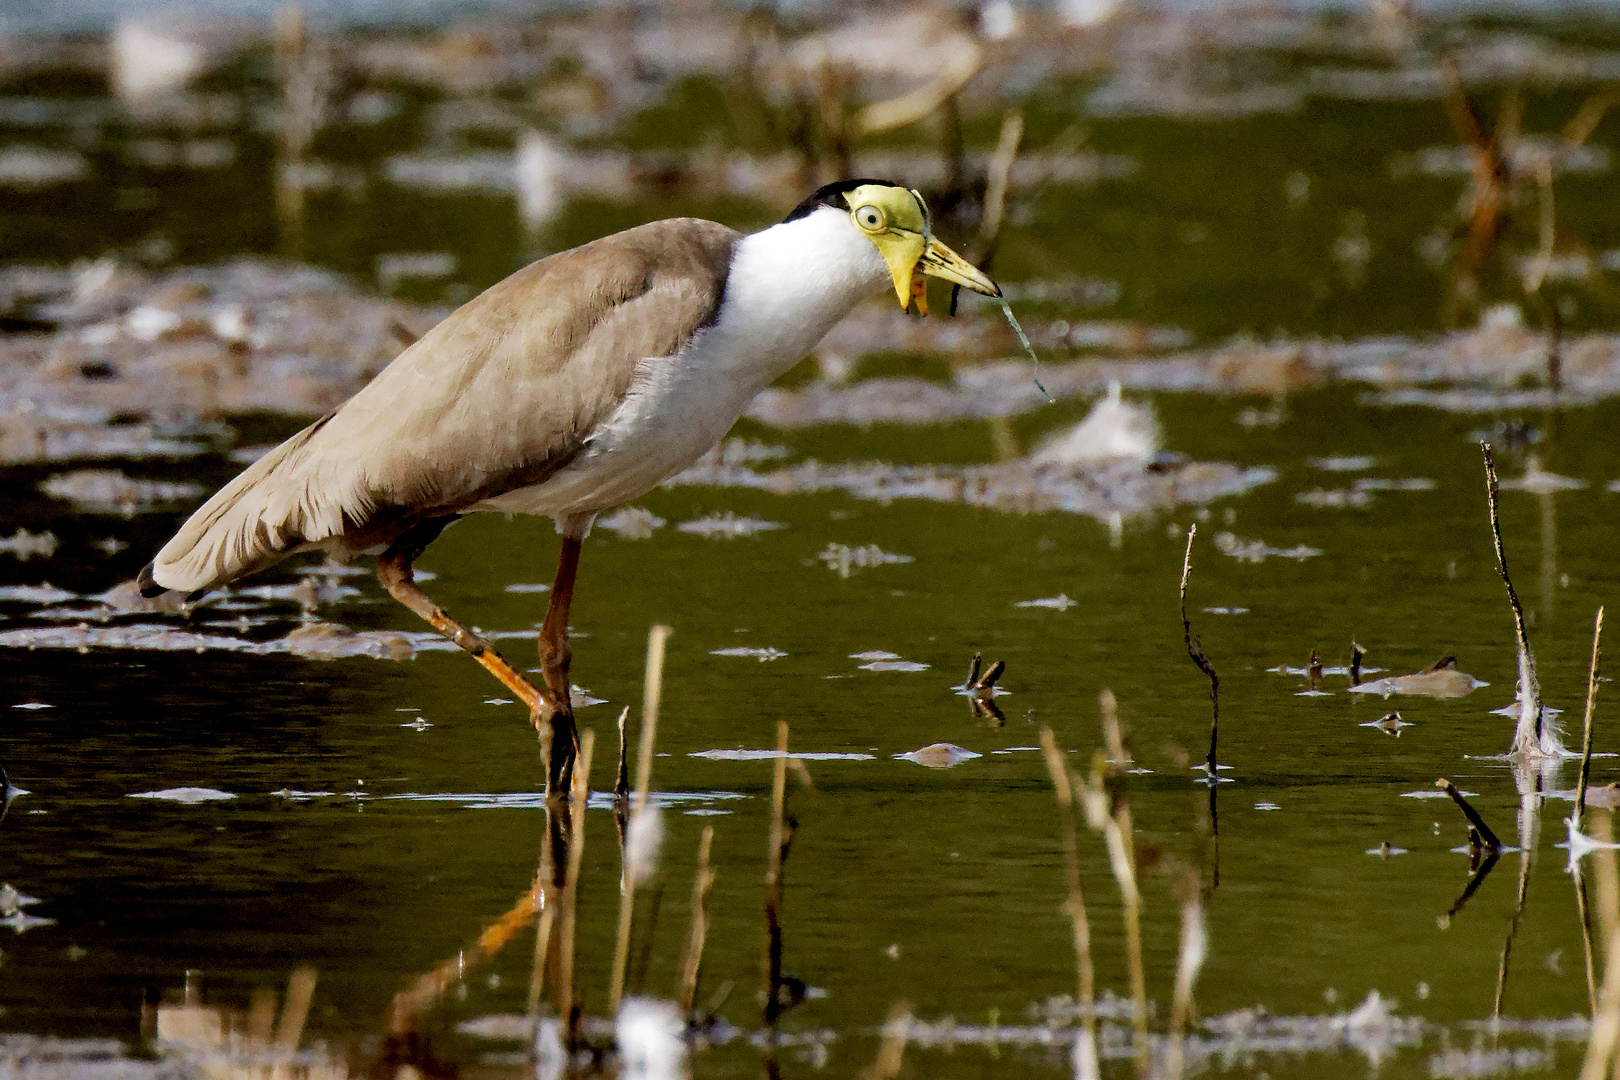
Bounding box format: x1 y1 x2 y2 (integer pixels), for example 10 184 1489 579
376 519 575 792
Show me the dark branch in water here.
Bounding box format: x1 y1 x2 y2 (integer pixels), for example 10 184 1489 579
1577 607 1606 831
1350 643 1365 687
1180 525 1220 774
1482 442 1546 756
1442 850 1501 926
763 720 795 1027
1437 777 1503 851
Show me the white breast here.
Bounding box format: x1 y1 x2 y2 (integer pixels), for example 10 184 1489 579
473 209 889 532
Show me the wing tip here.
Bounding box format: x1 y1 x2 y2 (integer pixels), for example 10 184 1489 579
136 562 167 599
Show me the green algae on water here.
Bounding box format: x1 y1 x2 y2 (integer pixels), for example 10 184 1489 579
997 299 1054 404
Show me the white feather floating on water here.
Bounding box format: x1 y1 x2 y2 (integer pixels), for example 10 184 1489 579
1033 382 1160 465
616 998 687 1080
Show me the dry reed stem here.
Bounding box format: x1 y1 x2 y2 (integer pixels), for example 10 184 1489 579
610 628 671 1011
1578 863 1600 1016
1179 526 1220 773
556 728 595 1043
1482 444 1549 757
1598 811 1619 955
273 966 317 1052
678 826 716 1015
1583 809 1620 1080
1104 800 1149 1072
764 720 790 1025
247 986 277 1045
1167 867 1207 1080
858 1001 913 1080
1038 728 1096 1035
635 626 671 812
1577 608 1606 830
980 110 1024 250
854 44 982 134
1100 689 1130 767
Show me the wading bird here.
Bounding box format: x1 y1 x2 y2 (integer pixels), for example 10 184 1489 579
138 180 1000 789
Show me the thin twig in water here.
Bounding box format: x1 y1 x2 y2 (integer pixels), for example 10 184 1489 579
1180 526 1220 775
1577 607 1606 831
615 705 631 806
1437 778 1503 851
677 826 716 1016
1482 443 1551 757
1039 728 1096 1055
764 720 790 1026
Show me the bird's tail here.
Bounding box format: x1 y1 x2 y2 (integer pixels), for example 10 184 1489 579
139 413 339 599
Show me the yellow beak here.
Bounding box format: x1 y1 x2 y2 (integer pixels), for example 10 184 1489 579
877 233 1000 316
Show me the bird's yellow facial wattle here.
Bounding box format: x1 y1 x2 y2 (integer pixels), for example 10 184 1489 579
845 184 1000 316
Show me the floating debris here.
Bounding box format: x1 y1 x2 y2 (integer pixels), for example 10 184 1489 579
39 469 204 515
672 454 1275 526
1349 657 1486 699
1361 712 1412 736
0 584 76 604
817 543 912 576
850 650 900 661
0 620 451 659
502 582 552 594
1309 455 1377 472
1213 531 1323 563
676 513 786 538
0 886 41 914
687 749 874 762
1203 606 1248 615
0 530 58 561
11 703 52 710
1296 487 1374 509
1255 801 1281 810
896 743 981 768
708 646 786 662
1016 594 1076 611
128 787 235 803
859 659 929 672
0 911 55 934
597 507 667 540
1497 455 1586 494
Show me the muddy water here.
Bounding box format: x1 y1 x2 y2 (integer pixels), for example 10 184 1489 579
4 17 1620 1078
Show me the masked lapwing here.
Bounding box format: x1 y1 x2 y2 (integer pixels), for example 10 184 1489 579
137 179 1000 789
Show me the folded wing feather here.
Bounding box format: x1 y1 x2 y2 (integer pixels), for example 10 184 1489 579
146 218 739 595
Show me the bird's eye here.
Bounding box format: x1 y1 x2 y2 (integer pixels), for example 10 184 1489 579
854 205 886 232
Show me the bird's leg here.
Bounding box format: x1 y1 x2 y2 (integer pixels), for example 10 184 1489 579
376 520 546 718
536 536 582 792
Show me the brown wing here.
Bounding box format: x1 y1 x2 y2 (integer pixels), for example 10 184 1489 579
147 217 739 594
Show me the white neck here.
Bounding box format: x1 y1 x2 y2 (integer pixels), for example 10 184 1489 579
708 207 890 390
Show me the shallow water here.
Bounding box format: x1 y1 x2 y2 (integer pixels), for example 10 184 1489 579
4 9 1620 1077
0 387 1614 1077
